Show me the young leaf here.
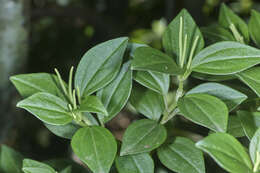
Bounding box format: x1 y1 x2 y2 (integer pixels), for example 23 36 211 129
45 122 81 139
130 85 165 121
120 119 167 156
178 93 228 132
196 133 253 173
249 10 260 47
10 73 67 100
162 9 204 64
157 137 205 173
131 47 183 75
238 110 260 139
134 70 169 95
79 95 108 116
0 145 23 173
250 128 260 165
236 67 260 97
97 61 132 123
17 92 73 125
186 82 247 111
71 126 117 173
219 3 249 43
191 41 260 75
22 159 56 173
115 153 154 173
74 37 128 96
227 115 245 138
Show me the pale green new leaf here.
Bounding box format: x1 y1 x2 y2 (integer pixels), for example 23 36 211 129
178 93 228 132
157 137 205 173
250 128 260 164
75 37 128 96
191 41 260 75
22 159 56 173
71 126 117 173
120 119 167 156
79 95 108 116
17 92 73 125
196 133 253 173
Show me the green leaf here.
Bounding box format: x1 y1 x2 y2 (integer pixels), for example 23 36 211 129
157 137 205 173
115 153 154 173
249 10 260 47
22 159 56 173
191 41 260 75
131 47 183 75
196 133 253 173
227 115 245 138
134 70 169 95
45 122 80 139
201 25 235 44
120 119 167 156
97 61 132 123
250 128 260 164
79 95 108 116
0 145 23 173
75 37 128 96
236 67 260 97
162 9 204 63
186 82 247 111
238 110 260 139
10 73 67 100
71 126 117 173
178 93 228 132
130 85 165 121
127 42 148 57
17 92 73 125
60 166 72 173
219 3 249 43
191 72 235 82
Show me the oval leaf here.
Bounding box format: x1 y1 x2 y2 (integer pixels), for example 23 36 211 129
196 133 253 173
236 67 260 97
130 85 165 121
120 119 167 156
178 93 228 132
71 126 117 173
250 128 260 165
45 122 81 139
191 41 260 75
23 159 56 173
75 37 128 96
249 10 260 47
162 9 204 63
134 70 169 95
157 137 205 173
186 82 247 111
97 61 132 123
115 153 154 173
131 47 183 75
79 95 107 116
227 115 245 138
17 92 73 125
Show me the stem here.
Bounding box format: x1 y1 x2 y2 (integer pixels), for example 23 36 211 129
76 86 81 105
254 152 260 172
72 89 77 109
180 34 188 68
229 23 245 44
179 16 183 66
187 35 199 69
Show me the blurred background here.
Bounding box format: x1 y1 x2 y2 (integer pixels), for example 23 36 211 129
0 0 258 172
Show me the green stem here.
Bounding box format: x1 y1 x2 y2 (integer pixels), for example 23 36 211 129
254 152 260 172
179 16 183 66
68 66 74 104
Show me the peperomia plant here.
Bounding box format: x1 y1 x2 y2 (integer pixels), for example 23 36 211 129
4 3 260 173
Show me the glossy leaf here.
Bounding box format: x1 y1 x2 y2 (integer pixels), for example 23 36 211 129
71 126 117 173
191 41 260 75
79 95 108 116
219 3 249 43
22 159 56 173
127 42 148 57
191 72 235 82
115 153 154 173
75 37 128 96
17 92 73 125
162 9 204 63
250 128 260 164
130 85 165 121
186 82 247 111
120 119 167 156
249 10 260 47
45 122 81 139
178 93 228 132
0 145 23 173
131 47 183 75
10 73 67 100
236 67 260 97
227 115 245 138
196 133 253 173
238 110 260 139
157 137 205 173
97 61 132 122
134 70 169 95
